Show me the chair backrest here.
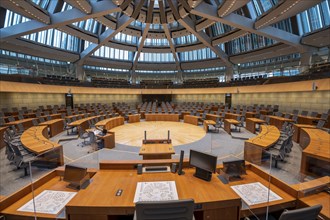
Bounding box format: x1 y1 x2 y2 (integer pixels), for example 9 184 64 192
8 116 15 122
301 110 308 116
135 199 194 220
310 111 318 117
278 204 322 220
39 117 45 123
320 113 328 120
32 119 39 126
316 120 325 129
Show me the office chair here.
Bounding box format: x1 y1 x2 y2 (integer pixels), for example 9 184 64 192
278 204 322 220
134 199 195 220
316 120 325 129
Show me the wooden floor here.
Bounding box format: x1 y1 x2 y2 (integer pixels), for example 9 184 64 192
110 121 206 147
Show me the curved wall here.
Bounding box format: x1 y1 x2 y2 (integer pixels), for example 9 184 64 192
0 79 329 113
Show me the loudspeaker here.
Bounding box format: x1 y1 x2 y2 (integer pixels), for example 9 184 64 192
137 164 143 175
312 82 318 91
178 150 185 175
171 163 177 173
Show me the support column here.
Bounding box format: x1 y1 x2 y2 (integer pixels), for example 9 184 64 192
176 70 183 84
225 66 233 82
300 51 313 74
130 70 137 84
75 63 84 80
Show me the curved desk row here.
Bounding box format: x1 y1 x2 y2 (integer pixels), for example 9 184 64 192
183 115 200 125
145 114 179 122
299 128 330 177
20 126 64 166
39 119 64 137
68 115 104 132
244 125 280 164
95 116 124 130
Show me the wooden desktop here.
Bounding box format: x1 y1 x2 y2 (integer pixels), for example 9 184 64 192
20 126 64 166
203 120 216 132
66 168 241 220
96 131 115 149
139 139 175 159
95 116 124 130
224 119 239 135
184 115 200 126
39 118 64 137
299 128 330 177
145 113 179 122
245 118 265 134
128 114 140 123
5 118 36 130
268 116 293 130
244 125 280 164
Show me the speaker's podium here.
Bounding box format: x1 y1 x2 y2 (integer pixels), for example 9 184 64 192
139 131 175 160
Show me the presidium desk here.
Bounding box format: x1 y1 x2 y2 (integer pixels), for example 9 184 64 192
0 160 306 220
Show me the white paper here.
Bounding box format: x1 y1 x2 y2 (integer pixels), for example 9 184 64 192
133 181 178 203
230 182 282 206
17 190 77 215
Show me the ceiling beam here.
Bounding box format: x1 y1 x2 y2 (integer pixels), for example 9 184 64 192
0 0 121 41
0 0 50 24
132 24 150 70
179 16 232 67
255 0 322 29
163 24 181 68
78 0 145 64
132 0 150 70
64 0 92 14
190 1 313 52
79 15 133 63
218 0 250 17
168 0 231 67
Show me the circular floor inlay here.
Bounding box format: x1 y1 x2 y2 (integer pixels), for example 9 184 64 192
110 121 206 147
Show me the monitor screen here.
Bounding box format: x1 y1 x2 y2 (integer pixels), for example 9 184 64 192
189 150 217 173
63 165 87 184
222 159 247 178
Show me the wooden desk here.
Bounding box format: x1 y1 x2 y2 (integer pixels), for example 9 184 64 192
95 116 124 130
268 116 293 130
139 143 175 160
145 114 179 122
225 164 296 218
292 176 330 220
184 115 200 126
299 128 330 177
128 114 140 123
97 132 115 149
203 120 216 132
244 125 280 164
225 113 241 120
224 119 239 135
0 169 97 220
206 113 223 122
298 192 330 220
297 115 320 125
48 113 62 120
246 118 265 134
69 116 101 132
39 119 64 137
66 169 241 220
20 126 64 166
293 124 316 143
5 118 35 130
260 109 273 115
0 126 8 149
245 112 258 118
